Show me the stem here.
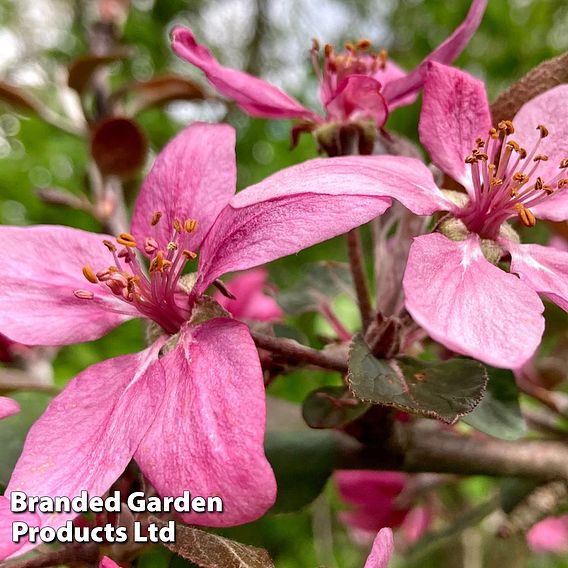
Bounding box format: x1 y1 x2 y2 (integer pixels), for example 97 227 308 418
320 302 351 341
346 229 373 330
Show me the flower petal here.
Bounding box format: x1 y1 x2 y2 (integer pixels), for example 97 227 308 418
171 27 317 121
213 268 282 322
383 0 487 107
1 344 164 559
527 516 568 553
373 61 417 110
0 496 40 560
0 397 19 420
364 528 394 568
512 85 568 221
131 123 237 250
325 75 388 126
403 233 544 368
0 225 137 346
135 319 276 527
419 62 492 193
100 557 122 568
196 155 450 292
508 242 568 312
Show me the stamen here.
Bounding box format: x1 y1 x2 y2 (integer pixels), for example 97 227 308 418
560 159 568 169
184 219 198 233
144 237 158 255
356 38 371 51
117 232 137 247
324 44 333 57
151 211 162 226
173 218 183 234
537 125 549 138
74 290 94 300
82 265 98 284
102 240 116 252
498 120 515 135
167 242 178 251
515 204 536 228
182 250 198 260
533 154 549 162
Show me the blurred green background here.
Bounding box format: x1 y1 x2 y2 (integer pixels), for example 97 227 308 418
0 0 567 566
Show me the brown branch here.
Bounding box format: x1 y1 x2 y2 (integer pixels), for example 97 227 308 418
5 543 99 568
346 229 373 330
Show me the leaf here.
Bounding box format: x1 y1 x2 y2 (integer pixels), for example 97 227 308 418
0 391 52 486
302 386 369 429
277 261 353 315
462 368 527 440
67 52 130 94
151 519 275 568
113 74 210 115
491 51 568 124
264 430 336 513
499 478 539 515
347 335 487 424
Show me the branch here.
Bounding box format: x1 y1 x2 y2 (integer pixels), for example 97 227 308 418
346 229 373 330
5 543 99 568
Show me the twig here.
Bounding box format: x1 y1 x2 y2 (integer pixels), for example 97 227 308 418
4 543 99 567
346 229 373 330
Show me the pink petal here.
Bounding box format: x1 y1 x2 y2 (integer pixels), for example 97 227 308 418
1 344 164 559
100 557 122 568
0 397 20 420
373 61 417 111
512 85 568 221
528 516 568 553
131 123 237 251
403 233 544 368
0 496 40 559
508 242 568 312
325 75 388 126
196 155 450 293
384 0 487 107
135 319 276 527
0 225 136 346
171 27 317 121
364 528 394 568
419 62 492 193
402 506 432 543
336 471 406 507
213 268 282 322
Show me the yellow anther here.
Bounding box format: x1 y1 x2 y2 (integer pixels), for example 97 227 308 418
519 148 527 159
515 204 536 228
476 137 485 147
537 124 549 138
173 218 183 234
465 154 477 164
558 179 568 188
356 38 372 51
560 158 568 169
117 232 137 247
344 41 355 52
324 44 333 57
185 219 198 233
82 265 98 284
543 185 554 195
103 240 116 252
534 154 549 162
377 48 388 68
149 250 165 273
506 140 521 151
498 120 515 134
151 211 162 226
535 177 544 190
182 250 198 260
513 172 529 184
490 177 503 186
489 127 498 139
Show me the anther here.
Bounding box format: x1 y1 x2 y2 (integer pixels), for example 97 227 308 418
144 237 158 255
74 290 94 300
167 241 178 251
489 127 498 139
344 42 355 52
537 125 549 138
378 48 388 68
533 154 549 162
476 137 485 147
535 177 544 190
151 211 162 226
515 204 536 228
82 265 98 284
324 44 333 57
173 218 183 234
513 172 529 184
506 140 521 151
312 38 320 51
519 148 527 159
560 159 568 169
185 219 198 233
117 232 137 247
356 38 372 51
558 179 568 188
103 240 116 252
498 120 515 134
182 250 198 260
465 155 477 164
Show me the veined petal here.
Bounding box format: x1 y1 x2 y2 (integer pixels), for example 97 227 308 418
0 225 137 346
131 123 237 250
1 343 164 559
372 61 417 110
513 85 568 220
419 62 492 194
403 233 544 368
196 155 450 293
384 0 487 107
0 496 40 559
171 27 317 121
0 397 19 420
364 528 394 568
325 75 388 126
508 242 568 312
213 268 282 322
135 319 276 527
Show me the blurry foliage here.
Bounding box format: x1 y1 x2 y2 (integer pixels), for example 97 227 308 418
0 0 567 566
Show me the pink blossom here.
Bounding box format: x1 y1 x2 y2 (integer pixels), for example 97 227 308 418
0 122 444 559
170 0 485 128
0 396 19 420
100 557 122 568
212 268 282 322
336 471 431 544
401 62 568 369
527 515 568 553
364 528 394 568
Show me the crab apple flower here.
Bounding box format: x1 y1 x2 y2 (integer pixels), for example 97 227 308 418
170 0 485 149
364 528 394 568
0 396 19 420
212 268 282 322
336 471 431 544
0 122 446 560
100 558 122 568
400 62 568 369
527 515 568 553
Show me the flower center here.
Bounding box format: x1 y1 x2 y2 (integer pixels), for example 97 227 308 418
459 120 568 239
73 212 199 334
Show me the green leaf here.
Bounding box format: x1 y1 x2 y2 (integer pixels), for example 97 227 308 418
277 261 353 315
302 386 369 429
347 335 487 424
264 430 336 513
0 391 52 486
463 368 527 440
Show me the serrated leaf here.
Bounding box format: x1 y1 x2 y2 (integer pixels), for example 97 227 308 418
463 368 526 440
264 430 335 513
302 386 369 429
347 335 487 424
277 261 353 315
152 519 274 568
0 391 52 486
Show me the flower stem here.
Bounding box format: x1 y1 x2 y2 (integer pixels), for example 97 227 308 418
346 228 373 330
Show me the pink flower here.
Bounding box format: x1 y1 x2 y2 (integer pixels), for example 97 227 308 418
170 0 485 129
336 471 431 544
528 515 568 553
212 268 282 322
0 397 19 420
364 528 394 568
0 122 443 559
100 558 122 568
401 62 568 369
